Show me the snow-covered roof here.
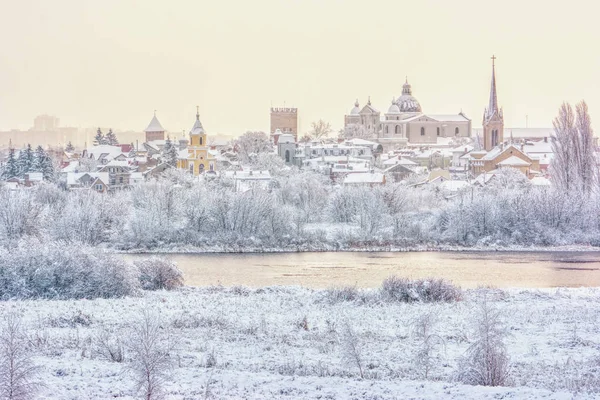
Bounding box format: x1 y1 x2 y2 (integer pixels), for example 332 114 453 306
473 128 554 140
383 156 417 166
497 156 531 167
531 176 551 186
223 170 271 180
439 180 470 192
66 172 109 186
190 113 205 135
25 172 43 181
85 145 125 160
343 172 385 184
144 114 165 133
427 114 470 122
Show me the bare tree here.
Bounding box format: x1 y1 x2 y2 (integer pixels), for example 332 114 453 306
309 119 332 140
551 101 597 194
412 312 445 379
0 312 41 400
458 293 511 386
127 311 178 400
339 319 364 379
234 131 272 163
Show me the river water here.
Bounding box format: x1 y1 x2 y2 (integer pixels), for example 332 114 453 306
123 251 600 289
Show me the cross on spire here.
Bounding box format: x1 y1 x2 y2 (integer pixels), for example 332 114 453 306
196 105 200 120
491 54 496 67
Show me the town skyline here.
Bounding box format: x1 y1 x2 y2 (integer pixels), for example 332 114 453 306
1 0 599 135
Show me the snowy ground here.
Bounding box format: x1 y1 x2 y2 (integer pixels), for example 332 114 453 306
4 286 600 399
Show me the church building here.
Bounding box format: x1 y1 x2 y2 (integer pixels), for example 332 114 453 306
176 107 216 175
344 79 471 150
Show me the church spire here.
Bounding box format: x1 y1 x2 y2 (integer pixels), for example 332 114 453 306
487 55 499 120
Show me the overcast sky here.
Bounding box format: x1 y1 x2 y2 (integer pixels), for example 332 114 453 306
1 0 599 136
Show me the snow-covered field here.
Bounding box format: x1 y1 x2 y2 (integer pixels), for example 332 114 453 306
4 285 600 399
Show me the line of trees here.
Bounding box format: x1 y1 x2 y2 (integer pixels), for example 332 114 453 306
1 144 55 181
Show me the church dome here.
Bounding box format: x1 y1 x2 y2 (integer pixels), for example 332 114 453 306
350 99 360 115
387 99 400 114
396 79 422 113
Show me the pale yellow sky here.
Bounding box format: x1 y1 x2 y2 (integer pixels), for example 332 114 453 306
1 0 599 137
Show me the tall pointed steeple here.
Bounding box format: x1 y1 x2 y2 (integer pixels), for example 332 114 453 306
486 55 498 121
482 55 504 152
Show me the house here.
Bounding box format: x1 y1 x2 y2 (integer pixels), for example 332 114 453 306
98 160 132 190
82 145 127 165
222 169 272 192
383 157 417 182
469 144 540 177
343 171 386 187
65 172 110 192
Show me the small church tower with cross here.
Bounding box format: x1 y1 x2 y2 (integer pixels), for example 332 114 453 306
176 106 216 176
482 55 504 151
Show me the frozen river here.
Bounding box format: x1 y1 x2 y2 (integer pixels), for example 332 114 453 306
123 251 600 289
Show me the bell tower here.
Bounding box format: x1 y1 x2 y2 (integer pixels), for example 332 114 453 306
482 55 504 151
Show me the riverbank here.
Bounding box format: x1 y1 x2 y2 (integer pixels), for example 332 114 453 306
4 286 599 399
117 243 600 254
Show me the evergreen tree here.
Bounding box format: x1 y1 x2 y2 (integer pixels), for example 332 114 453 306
105 129 119 145
16 144 34 177
2 148 18 179
65 141 75 152
128 143 137 158
32 146 55 181
94 128 106 146
161 137 179 167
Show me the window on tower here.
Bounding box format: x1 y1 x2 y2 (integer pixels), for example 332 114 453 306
421 127 425 136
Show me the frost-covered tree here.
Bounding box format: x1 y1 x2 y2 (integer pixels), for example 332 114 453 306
551 101 596 194
0 190 42 243
234 131 272 163
65 141 75 152
105 129 119 146
129 143 137 158
94 128 107 146
16 144 34 178
343 124 369 139
127 311 177 400
458 294 511 386
309 119 332 139
161 137 178 167
31 146 54 181
2 148 18 179
0 312 41 400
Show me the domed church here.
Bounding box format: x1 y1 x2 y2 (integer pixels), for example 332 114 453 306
344 79 471 150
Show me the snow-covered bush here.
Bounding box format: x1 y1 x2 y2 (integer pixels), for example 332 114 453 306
135 258 184 291
380 277 462 303
0 312 42 399
0 241 140 300
457 294 511 386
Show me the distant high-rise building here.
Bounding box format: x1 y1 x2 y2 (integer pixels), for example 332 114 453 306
144 111 165 142
482 55 504 151
32 114 59 131
270 107 298 144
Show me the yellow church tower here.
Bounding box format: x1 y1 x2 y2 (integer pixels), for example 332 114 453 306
177 106 216 175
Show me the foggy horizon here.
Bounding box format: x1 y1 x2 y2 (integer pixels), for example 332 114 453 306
1 0 599 136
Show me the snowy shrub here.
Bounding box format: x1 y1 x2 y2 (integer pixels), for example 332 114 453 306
411 312 446 380
0 189 42 243
127 311 177 400
0 241 140 300
94 326 125 363
339 319 364 379
134 258 184 291
323 285 360 303
380 277 462 303
0 312 42 399
457 295 511 386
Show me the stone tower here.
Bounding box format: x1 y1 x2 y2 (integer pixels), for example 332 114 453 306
144 111 165 142
482 56 504 151
270 107 298 144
